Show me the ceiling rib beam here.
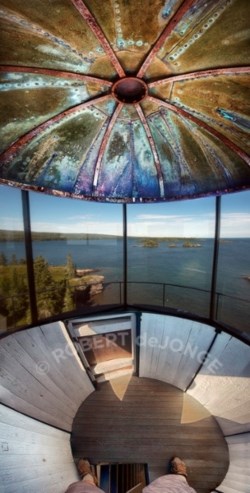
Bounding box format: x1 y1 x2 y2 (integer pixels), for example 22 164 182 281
0 95 110 166
148 95 250 167
92 102 124 189
0 65 112 85
148 66 250 87
135 103 165 197
70 0 125 77
137 0 195 78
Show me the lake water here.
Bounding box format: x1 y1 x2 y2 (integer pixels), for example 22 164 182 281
1 238 249 302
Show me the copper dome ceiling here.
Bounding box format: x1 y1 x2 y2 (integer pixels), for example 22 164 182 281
0 0 249 202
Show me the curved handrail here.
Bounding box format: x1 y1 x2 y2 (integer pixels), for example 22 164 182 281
1 280 249 342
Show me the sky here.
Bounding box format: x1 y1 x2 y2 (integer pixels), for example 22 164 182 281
0 185 250 238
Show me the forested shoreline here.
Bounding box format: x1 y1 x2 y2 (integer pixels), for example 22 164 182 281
0 253 101 329
0 229 202 243
0 230 119 242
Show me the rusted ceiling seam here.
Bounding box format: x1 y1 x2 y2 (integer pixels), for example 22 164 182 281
70 0 125 77
135 103 165 197
137 0 196 78
148 96 250 168
0 95 111 167
148 66 250 87
92 102 124 190
0 65 112 85
0 6 87 63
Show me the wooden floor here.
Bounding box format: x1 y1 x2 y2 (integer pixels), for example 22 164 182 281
71 376 229 493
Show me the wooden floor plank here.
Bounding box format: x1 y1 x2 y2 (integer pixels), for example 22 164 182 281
71 377 229 493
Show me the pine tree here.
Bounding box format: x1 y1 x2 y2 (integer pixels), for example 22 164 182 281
6 268 28 324
34 256 56 318
34 256 64 319
66 253 75 278
64 283 75 312
0 276 10 318
0 252 7 266
10 254 17 265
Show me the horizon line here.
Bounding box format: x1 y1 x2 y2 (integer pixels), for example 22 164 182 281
0 229 249 239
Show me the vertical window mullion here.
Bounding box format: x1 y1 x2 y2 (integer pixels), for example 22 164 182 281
22 190 38 323
210 195 221 320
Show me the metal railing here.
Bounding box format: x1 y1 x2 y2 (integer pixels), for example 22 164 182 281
1 280 249 334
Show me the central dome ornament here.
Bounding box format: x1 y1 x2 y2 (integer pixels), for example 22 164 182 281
111 77 148 104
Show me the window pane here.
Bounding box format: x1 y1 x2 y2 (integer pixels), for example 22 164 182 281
29 192 123 320
216 191 250 333
0 185 31 332
127 198 215 317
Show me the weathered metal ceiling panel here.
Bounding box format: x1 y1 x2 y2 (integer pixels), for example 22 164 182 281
0 0 249 202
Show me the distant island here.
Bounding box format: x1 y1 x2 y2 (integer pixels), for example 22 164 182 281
139 238 203 248
183 241 202 248
139 238 159 248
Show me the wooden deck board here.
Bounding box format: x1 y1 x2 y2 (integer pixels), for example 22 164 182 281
71 377 229 493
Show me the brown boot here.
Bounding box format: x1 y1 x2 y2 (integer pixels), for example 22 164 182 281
78 459 92 477
170 457 188 477
78 459 98 485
